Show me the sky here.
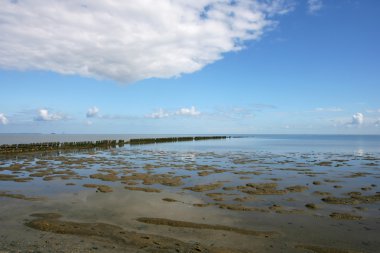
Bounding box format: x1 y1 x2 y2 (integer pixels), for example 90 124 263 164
0 0 379 134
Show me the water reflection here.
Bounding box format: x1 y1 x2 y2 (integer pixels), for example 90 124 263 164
355 148 365 156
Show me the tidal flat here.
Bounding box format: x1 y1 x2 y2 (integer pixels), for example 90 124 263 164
0 139 379 253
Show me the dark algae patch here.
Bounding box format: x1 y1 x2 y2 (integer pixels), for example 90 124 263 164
122 173 183 186
322 194 380 205
97 185 113 193
162 198 180 202
0 191 43 201
83 184 113 193
0 174 33 182
305 203 318 209
124 186 161 193
184 182 224 192
285 185 308 192
136 217 278 237
90 173 119 181
329 212 362 220
240 183 288 195
218 203 269 213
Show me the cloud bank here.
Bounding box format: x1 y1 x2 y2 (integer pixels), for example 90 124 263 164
0 113 9 125
0 0 293 83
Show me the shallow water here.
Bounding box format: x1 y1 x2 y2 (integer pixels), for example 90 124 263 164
0 137 379 252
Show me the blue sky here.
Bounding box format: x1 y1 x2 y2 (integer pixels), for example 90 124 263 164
0 0 379 134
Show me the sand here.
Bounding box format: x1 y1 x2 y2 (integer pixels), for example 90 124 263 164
25 213 245 253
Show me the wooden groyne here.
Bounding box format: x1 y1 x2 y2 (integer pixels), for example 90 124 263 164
0 140 126 154
129 136 227 145
0 136 228 154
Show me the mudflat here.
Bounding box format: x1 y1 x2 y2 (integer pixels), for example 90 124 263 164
0 146 379 252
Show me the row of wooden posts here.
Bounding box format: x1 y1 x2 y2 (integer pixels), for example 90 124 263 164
0 136 228 154
128 136 227 145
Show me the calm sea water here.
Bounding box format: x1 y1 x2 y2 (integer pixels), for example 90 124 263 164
1 134 379 154
127 134 380 154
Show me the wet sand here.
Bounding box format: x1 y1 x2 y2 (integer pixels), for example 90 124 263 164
0 145 379 252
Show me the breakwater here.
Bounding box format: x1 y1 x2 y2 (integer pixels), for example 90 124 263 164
0 140 126 154
0 136 227 154
129 136 226 145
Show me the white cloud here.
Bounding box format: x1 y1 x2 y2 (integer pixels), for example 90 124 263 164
34 109 65 121
86 106 100 118
176 106 201 116
307 0 323 13
315 107 343 112
351 112 364 125
0 113 9 125
0 0 293 83
147 108 170 119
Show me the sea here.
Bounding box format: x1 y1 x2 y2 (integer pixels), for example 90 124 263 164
0 133 379 154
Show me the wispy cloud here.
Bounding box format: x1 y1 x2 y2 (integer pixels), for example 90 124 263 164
100 114 138 120
212 107 255 120
147 108 170 119
307 0 323 14
315 107 343 112
365 108 380 113
34 109 66 121
251 103 277 110
0 0 293 83
0 113 9 125
210 104 275 120
85 120 93 126
86 106 138 120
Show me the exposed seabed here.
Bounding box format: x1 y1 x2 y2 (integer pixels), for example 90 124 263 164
0 143 379 252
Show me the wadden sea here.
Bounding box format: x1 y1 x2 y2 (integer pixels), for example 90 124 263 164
0 135 379 252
